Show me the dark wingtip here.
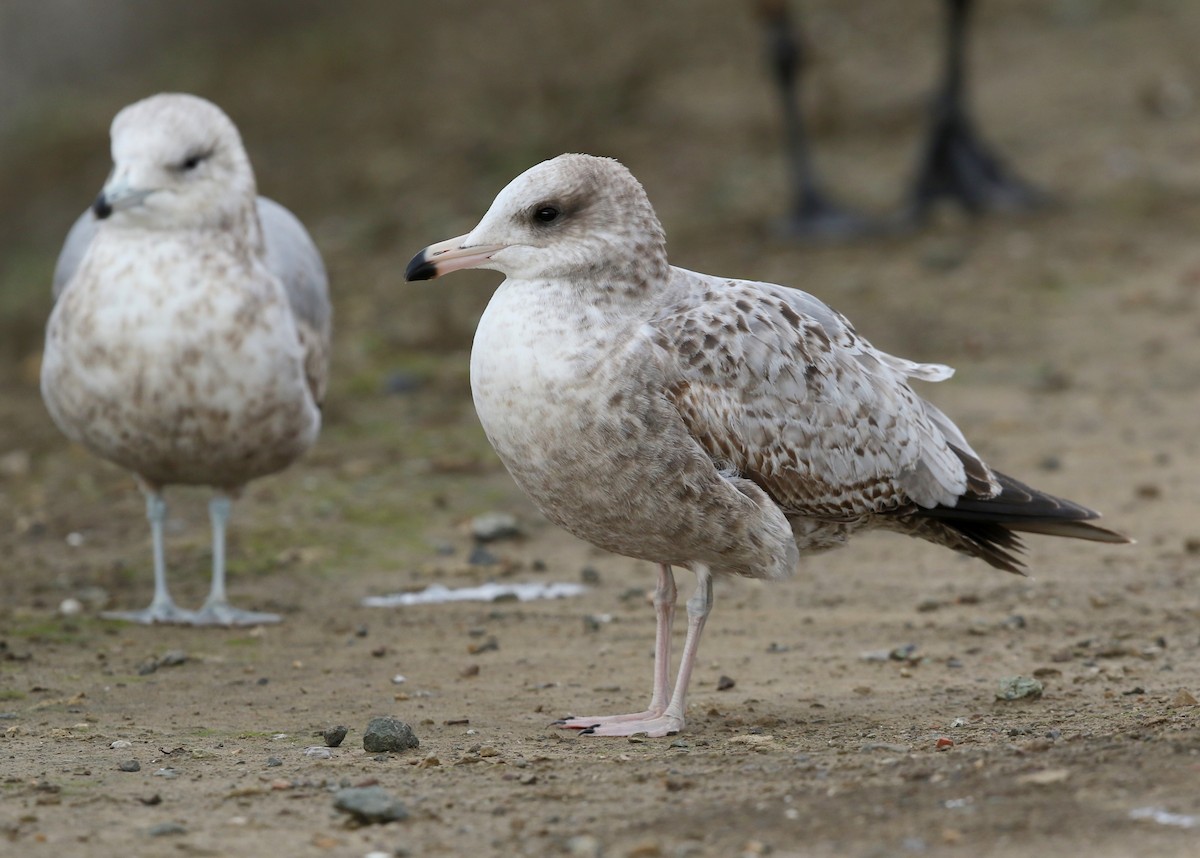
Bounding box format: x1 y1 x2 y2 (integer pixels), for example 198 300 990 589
404 249 437 282
92 192 112 220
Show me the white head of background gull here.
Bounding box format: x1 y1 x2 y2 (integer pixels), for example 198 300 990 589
42 93 332 626
405 153 1130 738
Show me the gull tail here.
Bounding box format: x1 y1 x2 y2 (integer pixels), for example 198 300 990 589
908 469 1132 575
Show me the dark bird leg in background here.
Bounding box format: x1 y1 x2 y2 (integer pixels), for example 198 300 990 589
758 0 876 239
903 0 1045 222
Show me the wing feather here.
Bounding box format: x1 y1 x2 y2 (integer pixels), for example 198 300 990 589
648 273 988 519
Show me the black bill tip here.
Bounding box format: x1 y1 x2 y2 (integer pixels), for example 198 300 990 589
404 249 437 282
92 192 113 220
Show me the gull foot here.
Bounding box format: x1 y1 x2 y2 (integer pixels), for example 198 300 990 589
190 600 281 627
101 601 197 625
556 711 682 738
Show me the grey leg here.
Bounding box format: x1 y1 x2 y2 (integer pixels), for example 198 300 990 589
102 490 196 624
190 494 280 626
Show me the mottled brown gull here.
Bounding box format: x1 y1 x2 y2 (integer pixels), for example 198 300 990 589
42 93 331 626
405 153 1129 737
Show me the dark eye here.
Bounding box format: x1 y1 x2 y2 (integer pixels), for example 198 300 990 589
533 205 560 223
179 151 211 172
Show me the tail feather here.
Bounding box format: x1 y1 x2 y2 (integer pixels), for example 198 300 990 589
907 467 1131 573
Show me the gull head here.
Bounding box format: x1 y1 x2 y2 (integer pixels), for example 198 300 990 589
93 93 256 231
406 153 668 288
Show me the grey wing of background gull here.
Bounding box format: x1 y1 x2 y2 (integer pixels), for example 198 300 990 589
51 196 332 402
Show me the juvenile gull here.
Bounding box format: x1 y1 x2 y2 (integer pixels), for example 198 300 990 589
42 93 331 626
405 153 1129 737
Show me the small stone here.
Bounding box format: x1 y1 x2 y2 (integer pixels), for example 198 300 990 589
1169 689 1198 708
118 759 141 772
265 756 283 768
580 566 601 584
160 650 188 667
565 834 601 857
110 740 133 749
467 545 498 566
362 717 420 753
935 737 954 751
333 786 409 825
59 598 83 617
1015 768 1071 786
467 636 499 654
304 746 332 759
147 822 186 837
996 675 1044 701
323 725 349 747
470 512 521 542
716 675 736 691
152 767 178 779
0 449 31 477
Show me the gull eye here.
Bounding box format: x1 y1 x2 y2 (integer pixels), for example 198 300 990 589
533 205 560 223
178 150 211 172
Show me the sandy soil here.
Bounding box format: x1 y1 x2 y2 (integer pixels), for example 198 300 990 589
2 2 1199 856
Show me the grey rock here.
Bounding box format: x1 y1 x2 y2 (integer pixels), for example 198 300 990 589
467 544 497 566
118 759 141 772
470 511 521 542
996 675 1044 701
323 725 349 747
333 786 409 824
363 717 419 753
147 822 186 837
266 756 283 768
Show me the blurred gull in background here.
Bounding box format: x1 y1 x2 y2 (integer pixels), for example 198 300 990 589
42 93 331 626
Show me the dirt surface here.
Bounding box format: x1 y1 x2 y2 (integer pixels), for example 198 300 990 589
2 2 1200 856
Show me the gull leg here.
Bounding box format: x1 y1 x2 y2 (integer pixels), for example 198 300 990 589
103 490 196 624
902 0 1046 223
191 493 280 627
557 564 678 731
758 0 878 240
577 565 713 738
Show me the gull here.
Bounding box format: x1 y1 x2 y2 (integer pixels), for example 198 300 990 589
405 153 1128 736
42 93 331 626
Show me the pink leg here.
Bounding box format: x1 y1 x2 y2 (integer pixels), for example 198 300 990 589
562 565 713 738
557 564 677 731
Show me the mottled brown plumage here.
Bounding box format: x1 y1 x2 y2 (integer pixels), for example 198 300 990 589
405 153 1129 736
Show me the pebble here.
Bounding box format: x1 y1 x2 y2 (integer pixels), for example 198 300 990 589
59 598 83 617
996 676 1044 701
118 759 141 772
323 725 349 747
266 756 283 767
467 545 498 566
110 740 133 749
716 675 736 691
363 717 420 753
470 512 521 542
1170 689 1198 708
580 566 601 584
0 449 31 477
147 822 186 837
332 786 409 824
152 768 178 779
565 834 602 857
304 746 333 759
